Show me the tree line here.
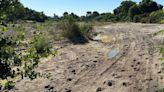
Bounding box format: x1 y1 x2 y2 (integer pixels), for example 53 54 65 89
0 0 164 23
54 0 164 23
0 0 48 23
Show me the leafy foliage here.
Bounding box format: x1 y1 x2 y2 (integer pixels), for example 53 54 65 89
4 81 15 90
149 10 164 23
159 88 164 92
0 0 163 23
0 29 20 79
0 24 54 90
113 0 163 23
58 16 92 44
114 1 136 21
128 5 141 21
31 33 51 54
0 0 48 22
52 0 163 23
161 20 164 24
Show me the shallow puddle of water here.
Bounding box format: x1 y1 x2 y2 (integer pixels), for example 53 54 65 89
108 48 119 59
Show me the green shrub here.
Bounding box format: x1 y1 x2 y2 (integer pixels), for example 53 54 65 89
14 25 25 32
32 34 51 54
159 88 164 92
149 10 164 23
4 81 15 90
79 23 92 38
161 20 164 24
140 17 149 23
133 15 141 22
160 47 164 55
0 30 20 79
0 25 55 90
57 16 92 44
154 30 164 36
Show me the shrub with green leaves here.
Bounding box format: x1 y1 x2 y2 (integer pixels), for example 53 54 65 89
31 33 51 54
149 10 164 23
14 25 25 32
0 25 54 90
161 20 164 24
58 16 92 44
154 30 164 36
0 30 21 79
4 81 15 90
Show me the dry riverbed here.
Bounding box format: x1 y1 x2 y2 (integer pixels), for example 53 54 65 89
10 23 164 92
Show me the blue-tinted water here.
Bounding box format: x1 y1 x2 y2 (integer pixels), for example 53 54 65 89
108 48 119 59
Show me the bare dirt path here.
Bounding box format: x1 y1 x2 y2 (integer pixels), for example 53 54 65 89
13 23 164 92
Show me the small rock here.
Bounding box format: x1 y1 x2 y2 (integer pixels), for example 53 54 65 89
93 60 98 63
138 88 142 91
0 85 2 90
103 81 106 84
129 75 132 78
154 85 158 87
161 76 163 79
122 82 130 87
131 65 134 67
66 90 71 92
67 78 72 81
96 87 102 92
60 46 64 49
49 86 54 90
71 70 76 73
108 80 113 86
114 75 122 78
133 59 136 62
149 78 153 81
112 73 117 77
123 82 126 86
137 62 140 65
45 85 50 89
139 54 142 56
122 52 126 55
68 66 72 69
95 56 99 58
121 69 125 72
133 68 137 70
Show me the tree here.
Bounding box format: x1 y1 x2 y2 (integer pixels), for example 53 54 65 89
149 10 164 23
92 11 100 17
70 13 79 21
128 5 141 21
139 0 163 13
53 13 59 21
63 12 69 17
7 1 26 21
0 0 19 20
113 1 136 21
113 0 163 22
86 11 100 21
0 0 48 22
133 15 141 22
141 0 151 4
95 13 117 22
86 11 92 17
